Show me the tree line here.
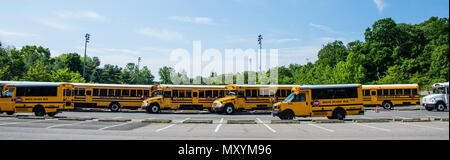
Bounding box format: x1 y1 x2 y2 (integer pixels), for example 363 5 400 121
1 17 448 88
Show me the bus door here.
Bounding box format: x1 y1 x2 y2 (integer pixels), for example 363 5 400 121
192 90 198 104
0 87 16 112
370 89 378 104
291 91 310 116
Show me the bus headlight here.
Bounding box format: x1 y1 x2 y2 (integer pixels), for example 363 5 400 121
218 103 223 108
430 98 436 103
272 106 280 109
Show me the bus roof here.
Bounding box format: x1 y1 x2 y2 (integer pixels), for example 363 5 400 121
71 83 151 88
433 82 449 88
362 84 418 88
227 84 298 88
0 81 69 87
300 84 361 89
158 84 226 88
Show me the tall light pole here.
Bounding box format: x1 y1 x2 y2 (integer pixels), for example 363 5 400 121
83 33 90 80
257 34 263 74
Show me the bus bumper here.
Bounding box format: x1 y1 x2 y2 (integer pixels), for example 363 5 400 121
272 110 281 117
212 107 223 112
423 104 435 110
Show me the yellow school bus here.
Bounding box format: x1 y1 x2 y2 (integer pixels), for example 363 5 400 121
0 81 74 116
72 83 152 112
141 85 226 113
362 84 420 110
211 84 297 114
272 84 364 120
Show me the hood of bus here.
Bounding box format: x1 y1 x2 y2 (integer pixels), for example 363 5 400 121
214 96 236 104
422 94 445 104
143 96 162 103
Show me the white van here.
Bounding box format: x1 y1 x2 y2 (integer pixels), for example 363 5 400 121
422 82 449 111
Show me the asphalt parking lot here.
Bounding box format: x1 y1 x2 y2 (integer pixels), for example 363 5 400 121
0 106 448 140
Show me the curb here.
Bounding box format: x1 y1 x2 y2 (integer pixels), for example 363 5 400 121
401 118 431 122
227 120 257 124
183 119 213 124
312 119 344 123
353 119 391 123
17 116 46 120
0 115 16 118
58 117 95 121
141 119 172 123
270 120 300 124
98 119 132 122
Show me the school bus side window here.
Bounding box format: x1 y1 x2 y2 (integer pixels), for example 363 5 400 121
93 89 99 96
163 91 171 98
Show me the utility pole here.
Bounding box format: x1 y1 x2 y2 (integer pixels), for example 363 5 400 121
137 57 141 72
257 34 263 74
83 33 91 80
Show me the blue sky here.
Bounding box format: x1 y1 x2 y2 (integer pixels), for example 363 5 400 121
0 0 448 80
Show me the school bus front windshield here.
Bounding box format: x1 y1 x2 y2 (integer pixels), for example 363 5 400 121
433 87 446 94
225 90 236 96
283 93 295 102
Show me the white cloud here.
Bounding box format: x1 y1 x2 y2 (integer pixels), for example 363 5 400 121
169 16 214 24
35 19 81 30
136 28 183 40
0 29 39 38
309 23 342 34
373 0 388 12
55 10 108 22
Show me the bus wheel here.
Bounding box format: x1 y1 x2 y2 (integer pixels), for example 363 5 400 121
382 102 393 110
436 102 446 111
33 106 45 116
149 104 160 113
333 109 345 120
224 104 234 115
280 110 294 120
109 103 121 112
47 112 57 117
6 111 14 115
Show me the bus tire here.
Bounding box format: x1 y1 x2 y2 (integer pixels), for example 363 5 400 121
332 108 346 120
148 103 160 113
280 110 294 120
224 104 234 115
6 111 14 115
33 106 45 116
436 102 446 111
47 112 57 117
382 101 393 110
109 103 121 112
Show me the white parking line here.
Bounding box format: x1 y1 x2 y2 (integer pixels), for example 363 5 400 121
400 123 446 131
214 118 224 133
156 124 176 132
354 123 391 132
308 124 334 132
256 118 276 133
98 121 134 130
155 118 190 132
46 119 97 129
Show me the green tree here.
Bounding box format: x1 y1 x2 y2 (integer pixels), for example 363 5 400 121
158 66 174 84
21 61 51 82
